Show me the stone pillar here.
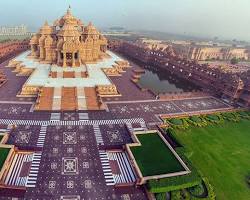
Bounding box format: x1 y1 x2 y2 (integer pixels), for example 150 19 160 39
63 52 66 67
78 52 81 66
31 45 34 54
57 51 60 65
72 52 75 67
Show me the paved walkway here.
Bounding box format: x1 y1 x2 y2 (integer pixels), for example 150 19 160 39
0 118 145 126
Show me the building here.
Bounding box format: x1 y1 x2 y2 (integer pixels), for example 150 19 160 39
109 39 250 107
0 40 29 63
0 24 28 36
8 7 130 111
29 8 107 67
133 38 250 61
188 46 249 61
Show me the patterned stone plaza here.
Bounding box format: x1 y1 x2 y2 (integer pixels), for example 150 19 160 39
0 43 233 199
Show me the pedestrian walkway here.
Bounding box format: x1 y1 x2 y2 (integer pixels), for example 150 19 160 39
26 152 42 188
50 113 61 121
79 113 89 120
93 124 104 145
0 118 145 126
36 125 47 147
99 150 115 186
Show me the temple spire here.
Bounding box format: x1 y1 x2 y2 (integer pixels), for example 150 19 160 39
67 5 71 14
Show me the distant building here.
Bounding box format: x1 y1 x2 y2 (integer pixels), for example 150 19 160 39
187 46 250 61
0 24 28 36
135 38 250 61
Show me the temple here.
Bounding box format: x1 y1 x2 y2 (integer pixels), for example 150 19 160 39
7 7 130 111
29 7 107 66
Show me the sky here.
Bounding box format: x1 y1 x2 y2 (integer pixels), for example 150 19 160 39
0 0 249 41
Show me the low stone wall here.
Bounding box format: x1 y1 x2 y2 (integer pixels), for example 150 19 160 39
159 91 209 100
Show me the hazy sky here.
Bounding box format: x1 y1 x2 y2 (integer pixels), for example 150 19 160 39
0 0 249 41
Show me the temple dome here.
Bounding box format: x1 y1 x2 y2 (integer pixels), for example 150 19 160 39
39 21 53 35
58 6 82 27
57 18 81 37
84 22 99 35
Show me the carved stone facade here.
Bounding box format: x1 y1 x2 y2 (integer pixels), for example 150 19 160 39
188 46 249 61
30 7 107 67
96 85 120 96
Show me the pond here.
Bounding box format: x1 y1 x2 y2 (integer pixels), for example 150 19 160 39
137 66 201 94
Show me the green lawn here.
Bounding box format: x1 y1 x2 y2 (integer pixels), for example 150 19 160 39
0 147 10 171
174 120 250 200
130 133 184 177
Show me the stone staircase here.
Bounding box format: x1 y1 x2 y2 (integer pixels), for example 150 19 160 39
36 87 102 111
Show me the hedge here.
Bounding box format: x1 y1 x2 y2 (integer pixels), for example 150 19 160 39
188 182 206 197
171 189 191 200
171 190 182 200
202 177 216 200
147 148 201 193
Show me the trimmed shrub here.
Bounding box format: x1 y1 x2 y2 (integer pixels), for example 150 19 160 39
206 114 219 121
171 190 182 200
203 177 216 200
167 118 189 130
205 114 224 124
221 112 240 122
155 192 166 200
169 118 184 125
188 182 206 196
189 116 202 123
171 189 191 200
187 116 208 127
238 111 250 119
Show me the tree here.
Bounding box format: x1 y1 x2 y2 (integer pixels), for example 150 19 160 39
230 57 239 65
